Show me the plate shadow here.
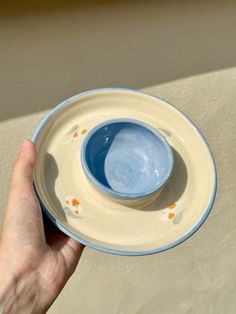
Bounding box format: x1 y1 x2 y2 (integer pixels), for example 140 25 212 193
43 152 67 221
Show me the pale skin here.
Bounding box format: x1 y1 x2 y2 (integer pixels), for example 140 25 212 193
0 140 84 313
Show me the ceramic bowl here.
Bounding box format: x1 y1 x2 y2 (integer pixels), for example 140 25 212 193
81 118 174 204
32 88 216 256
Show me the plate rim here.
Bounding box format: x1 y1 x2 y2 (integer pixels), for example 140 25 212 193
32 87 217 256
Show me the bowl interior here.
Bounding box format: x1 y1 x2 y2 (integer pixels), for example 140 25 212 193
82 120 173 198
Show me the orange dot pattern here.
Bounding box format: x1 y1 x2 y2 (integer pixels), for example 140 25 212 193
72 198 80 206
72 131 78 138
168 213 175 219
168 203 176 209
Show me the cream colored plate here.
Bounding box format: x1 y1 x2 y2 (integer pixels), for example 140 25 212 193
33 88 216 255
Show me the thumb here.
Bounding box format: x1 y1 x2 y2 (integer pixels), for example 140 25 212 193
11 140 36 188
2 140 45 247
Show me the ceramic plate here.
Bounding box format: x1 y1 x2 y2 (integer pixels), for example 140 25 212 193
32 88 217 255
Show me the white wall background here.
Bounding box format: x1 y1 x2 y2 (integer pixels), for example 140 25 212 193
0 0 236 121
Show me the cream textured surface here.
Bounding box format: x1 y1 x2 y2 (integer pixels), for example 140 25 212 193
0 68 236 313
33 89 215 253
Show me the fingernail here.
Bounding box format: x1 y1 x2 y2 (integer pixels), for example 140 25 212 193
20 140 31 152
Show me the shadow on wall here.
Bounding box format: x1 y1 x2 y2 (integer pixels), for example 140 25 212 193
0 0 236 121
0 0 136 16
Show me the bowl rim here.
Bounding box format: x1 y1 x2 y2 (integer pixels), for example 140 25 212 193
80 118 174 200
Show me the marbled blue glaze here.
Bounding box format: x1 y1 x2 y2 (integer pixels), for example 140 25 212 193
81 119 174 199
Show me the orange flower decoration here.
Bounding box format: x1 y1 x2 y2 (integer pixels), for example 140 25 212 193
72 198 80 206
168 203 176 209
72 131 78 138
168 213 175 219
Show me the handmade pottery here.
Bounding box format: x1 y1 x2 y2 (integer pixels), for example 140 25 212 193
32 88 217 255
81 118 174 206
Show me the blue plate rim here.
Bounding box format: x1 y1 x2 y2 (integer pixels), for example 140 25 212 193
32 87 217 256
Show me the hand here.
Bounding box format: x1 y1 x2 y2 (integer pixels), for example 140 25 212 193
0 140 84 314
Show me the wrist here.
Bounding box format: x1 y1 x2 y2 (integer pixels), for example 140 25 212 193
0 261 42 314
0 271 16 314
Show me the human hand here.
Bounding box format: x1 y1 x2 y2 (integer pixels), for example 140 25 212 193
0 140 84 314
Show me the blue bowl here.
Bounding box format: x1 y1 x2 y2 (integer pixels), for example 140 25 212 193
81 118 174 201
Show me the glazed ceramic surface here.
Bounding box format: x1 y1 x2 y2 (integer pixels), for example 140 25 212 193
32 88 216 255
81 118 173 201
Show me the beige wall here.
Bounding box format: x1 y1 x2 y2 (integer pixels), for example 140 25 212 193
0 0 236 121
0 2 236 314
0 69 235 314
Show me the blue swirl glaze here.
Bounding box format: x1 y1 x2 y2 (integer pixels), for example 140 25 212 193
81 119 174 199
